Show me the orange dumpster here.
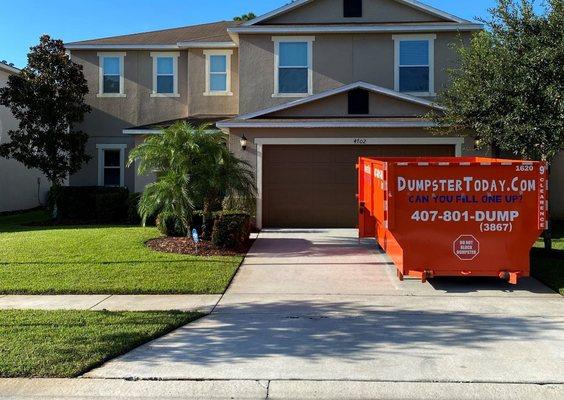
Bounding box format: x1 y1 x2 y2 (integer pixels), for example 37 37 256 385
357 157 549 284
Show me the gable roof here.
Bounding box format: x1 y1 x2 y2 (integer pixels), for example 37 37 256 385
243 0 471 26
66 21 239 49
235 81 444 121
217 82 443 129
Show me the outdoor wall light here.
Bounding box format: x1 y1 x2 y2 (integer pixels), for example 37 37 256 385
240 134 248 151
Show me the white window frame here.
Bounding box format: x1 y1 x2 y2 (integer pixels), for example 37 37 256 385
203 49 233 96
96 144 127 187
272 36 315 98
150 52 180 97
393 34 436 97
97 52 126 97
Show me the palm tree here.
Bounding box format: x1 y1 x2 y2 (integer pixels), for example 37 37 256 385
193 132 256 239
128 122 255 238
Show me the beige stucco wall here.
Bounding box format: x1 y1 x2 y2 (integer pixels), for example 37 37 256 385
187 48 239 116
238 32 470 114
69 48 238 189
133 136 156 193
0 69 50 212
264 0 447 25
71 50 189 134
68 136 137 189
268 90 432 117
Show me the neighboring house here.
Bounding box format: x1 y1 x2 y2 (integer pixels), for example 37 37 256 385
0 61 50 212
65 0 562 226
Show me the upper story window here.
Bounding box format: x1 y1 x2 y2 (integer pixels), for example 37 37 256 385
96 144 126 187
393 34 436 96
150 52 179 97
97 52 125 97
204 50 233 96
344 0 362 18
273 36 315 97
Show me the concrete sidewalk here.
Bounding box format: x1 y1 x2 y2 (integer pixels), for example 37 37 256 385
3 229 563 399
85 229 564 384
0 294 221 313
0 379 562 400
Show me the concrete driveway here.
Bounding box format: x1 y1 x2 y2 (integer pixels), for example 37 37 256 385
86 229 564 393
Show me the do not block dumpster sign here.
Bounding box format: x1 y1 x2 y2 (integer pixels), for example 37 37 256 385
453 235 480 260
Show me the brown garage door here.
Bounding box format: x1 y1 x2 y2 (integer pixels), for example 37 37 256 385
263 144 455 228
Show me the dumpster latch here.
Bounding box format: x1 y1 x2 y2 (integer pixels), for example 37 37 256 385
359 201 365 215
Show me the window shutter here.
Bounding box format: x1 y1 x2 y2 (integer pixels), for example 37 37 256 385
348 88 369 115
344 0 362 18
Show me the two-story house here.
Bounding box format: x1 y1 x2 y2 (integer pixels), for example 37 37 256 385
0 61 50 211
66 0 561 228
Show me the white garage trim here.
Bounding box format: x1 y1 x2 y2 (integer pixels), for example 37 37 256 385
253 137 464 228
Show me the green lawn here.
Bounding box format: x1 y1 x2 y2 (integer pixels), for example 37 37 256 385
0 310 201 377
0 210 242 294
532 220 564 295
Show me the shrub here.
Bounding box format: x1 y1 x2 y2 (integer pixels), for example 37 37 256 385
212 212 251 249
156 214 188 237
191 210 223 237
126 193 142 225
222 195 256 216
49 186 129 223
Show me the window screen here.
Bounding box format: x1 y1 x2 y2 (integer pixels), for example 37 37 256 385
102 57 120 94
103 149 121 186
348 88 369 114
344 0 362 18
398 40 430 92
209 55 227 92
278 42 309 94
156 57 174 94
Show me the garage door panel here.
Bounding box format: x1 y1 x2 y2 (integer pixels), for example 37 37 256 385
263 144 455 228
309 166 339 184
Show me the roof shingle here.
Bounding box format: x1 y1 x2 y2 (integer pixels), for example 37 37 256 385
66 21 239 46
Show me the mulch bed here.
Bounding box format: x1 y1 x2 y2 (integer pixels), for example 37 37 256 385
146 236 254 256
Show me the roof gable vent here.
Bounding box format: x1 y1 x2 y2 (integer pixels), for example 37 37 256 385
348 88 369 115
344 0 363 18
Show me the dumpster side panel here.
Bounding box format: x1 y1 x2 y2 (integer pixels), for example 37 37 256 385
387 161 547 278
358 158 377 238
376 220 404 273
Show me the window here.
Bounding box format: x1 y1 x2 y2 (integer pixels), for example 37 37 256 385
97 52 125 97
150 52 179 97
204 50 233 96
97 144 126 187
348 88 369 114
393 34 436 96
273 36 315 97
344 0 362 18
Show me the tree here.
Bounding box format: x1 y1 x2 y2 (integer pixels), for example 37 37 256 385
129 122 255 237
233 12 256 22
0 35 91 186
431 0 563 249
189 126 256 239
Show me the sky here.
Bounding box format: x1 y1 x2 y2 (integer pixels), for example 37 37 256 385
0 0 533 68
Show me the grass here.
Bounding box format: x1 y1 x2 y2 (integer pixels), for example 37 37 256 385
0 210 242 294
531 220 564 295
0 309 202 377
